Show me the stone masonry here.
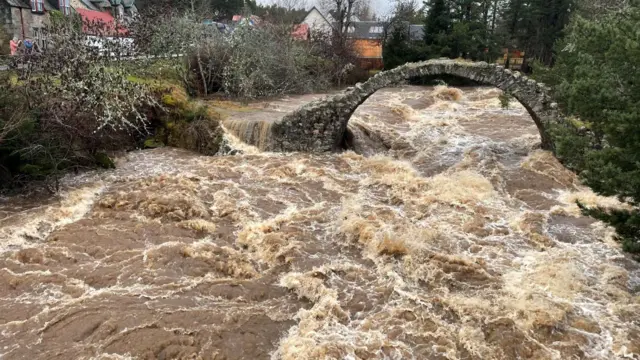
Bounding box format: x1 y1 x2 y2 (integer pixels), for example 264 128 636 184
254 59 571 153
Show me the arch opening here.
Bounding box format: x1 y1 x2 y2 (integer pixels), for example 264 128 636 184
241 60 571 154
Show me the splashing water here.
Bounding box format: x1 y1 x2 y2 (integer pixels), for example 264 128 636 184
0 86 638 360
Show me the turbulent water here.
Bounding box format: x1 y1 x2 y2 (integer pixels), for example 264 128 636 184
0 86 638 360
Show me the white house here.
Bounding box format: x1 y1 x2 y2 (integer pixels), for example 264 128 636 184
301 6 333 35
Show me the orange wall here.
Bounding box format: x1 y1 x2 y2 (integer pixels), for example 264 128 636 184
353 39 382 59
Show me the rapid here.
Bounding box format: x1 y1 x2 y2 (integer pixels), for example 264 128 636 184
0 86 638 360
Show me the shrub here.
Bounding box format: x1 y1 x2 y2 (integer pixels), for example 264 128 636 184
1 14 158 191
498 91 512 109
131 11 359 99
180 24 338 99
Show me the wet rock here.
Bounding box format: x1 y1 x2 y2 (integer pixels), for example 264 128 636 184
343 122 390 156
216 135 244 156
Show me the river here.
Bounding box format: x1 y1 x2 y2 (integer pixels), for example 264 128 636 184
0 86 638 360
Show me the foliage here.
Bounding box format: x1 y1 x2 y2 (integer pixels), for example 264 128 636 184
536 7 640 254
383 0 500 68
498 0 573 67
423 0 452 56
0 14 158 191
135 0 249 21
579 204 640 254
182 25 336 98
498 91 511 109
421 0 499 61
253 3 308 24
220 25 330 98
575 0 633 19
133 10 355 98
0 74 34 186
382 0 426 69
382 22 425 69
147 83 224 155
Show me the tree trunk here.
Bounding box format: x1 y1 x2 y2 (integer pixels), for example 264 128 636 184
491 0 499 32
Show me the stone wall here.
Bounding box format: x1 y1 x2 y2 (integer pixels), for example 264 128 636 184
2 6 49 42
249 59 574 153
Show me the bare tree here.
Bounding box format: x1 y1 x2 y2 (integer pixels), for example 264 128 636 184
319 0 362 39
354 0 374 21
272 0 308 11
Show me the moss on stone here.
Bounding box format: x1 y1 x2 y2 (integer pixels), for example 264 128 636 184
94 152 116 169
148 82 224 156
143 138 165 148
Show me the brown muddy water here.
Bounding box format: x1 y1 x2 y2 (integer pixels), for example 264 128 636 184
0 86 638 360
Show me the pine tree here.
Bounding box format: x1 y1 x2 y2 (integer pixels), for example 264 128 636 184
538 7 640 255
423 0 453 58
423 0 497 60
499 0 573 66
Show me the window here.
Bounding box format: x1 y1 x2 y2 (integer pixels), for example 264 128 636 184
347 26 355 33
30 0 45 13
370 26 383 34
59 0 70 15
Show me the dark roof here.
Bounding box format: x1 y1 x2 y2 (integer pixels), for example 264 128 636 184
5 0 59 10
90 0 112 9
5 0 30 8
409 25 424 41
78 0 101 11
334 21 385 39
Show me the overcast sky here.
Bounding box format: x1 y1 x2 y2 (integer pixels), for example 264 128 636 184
256 0 394 17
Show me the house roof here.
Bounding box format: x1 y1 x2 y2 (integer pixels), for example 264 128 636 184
5 0 30 8
73 0 101 11
90 0 111 8
5 0 56 9
77 7 115 23
338 21 385 40
303 6 332 26
76 8 127 35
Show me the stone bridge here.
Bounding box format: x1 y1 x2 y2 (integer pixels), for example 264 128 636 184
231 59 569 152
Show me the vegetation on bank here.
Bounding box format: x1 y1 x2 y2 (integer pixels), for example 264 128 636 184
532 5 640 255
130 10 365 99
1 5 366 191
0 13 225 192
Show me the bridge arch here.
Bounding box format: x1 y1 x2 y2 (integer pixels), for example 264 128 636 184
260 59 566 152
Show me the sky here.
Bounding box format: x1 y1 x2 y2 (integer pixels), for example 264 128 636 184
256 0 395 18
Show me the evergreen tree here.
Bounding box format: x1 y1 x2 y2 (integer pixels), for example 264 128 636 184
499 0 573 66
537 7 640 254
383 22 426 69
422 0 498 60
423 0 453 57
